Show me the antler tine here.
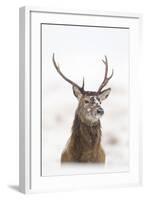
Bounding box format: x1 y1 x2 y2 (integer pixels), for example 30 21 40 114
97 55 114 94
52 53 85 92
82 77 85 90
102 55 108 78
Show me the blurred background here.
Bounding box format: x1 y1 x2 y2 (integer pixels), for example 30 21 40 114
42 24 129 176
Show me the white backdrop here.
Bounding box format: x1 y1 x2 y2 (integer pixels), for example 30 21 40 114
0 0 145 200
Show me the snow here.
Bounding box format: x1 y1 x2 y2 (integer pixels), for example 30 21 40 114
42 83 129 176
41 24 129 176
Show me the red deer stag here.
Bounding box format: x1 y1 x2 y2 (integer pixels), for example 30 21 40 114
52 54 113 164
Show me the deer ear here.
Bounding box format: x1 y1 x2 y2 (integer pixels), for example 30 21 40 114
98 88 111 102
73 86 82 100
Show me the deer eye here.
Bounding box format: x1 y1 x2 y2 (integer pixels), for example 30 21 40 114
84 100 89 104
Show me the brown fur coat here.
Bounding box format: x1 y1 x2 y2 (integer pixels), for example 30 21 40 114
61 113 105 163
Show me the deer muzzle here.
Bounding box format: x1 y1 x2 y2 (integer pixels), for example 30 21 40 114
97 107 104 115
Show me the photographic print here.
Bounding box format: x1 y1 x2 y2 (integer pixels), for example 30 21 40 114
19 8 141 193
41 24 129 176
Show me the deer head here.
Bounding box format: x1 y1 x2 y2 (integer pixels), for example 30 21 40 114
52 54 113 126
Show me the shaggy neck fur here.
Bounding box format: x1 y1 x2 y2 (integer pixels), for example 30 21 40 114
69 113 102 162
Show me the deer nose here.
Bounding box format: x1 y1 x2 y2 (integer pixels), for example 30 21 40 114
97 108 104 115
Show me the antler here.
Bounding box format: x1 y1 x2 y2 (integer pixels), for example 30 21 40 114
52 53 85 93
97 56 114 94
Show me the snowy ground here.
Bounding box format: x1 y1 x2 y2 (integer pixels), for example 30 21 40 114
42 83 129 176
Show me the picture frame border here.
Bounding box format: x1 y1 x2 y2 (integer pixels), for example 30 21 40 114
19 6 142 194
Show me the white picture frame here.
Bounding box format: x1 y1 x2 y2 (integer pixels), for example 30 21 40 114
19 6 142 194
